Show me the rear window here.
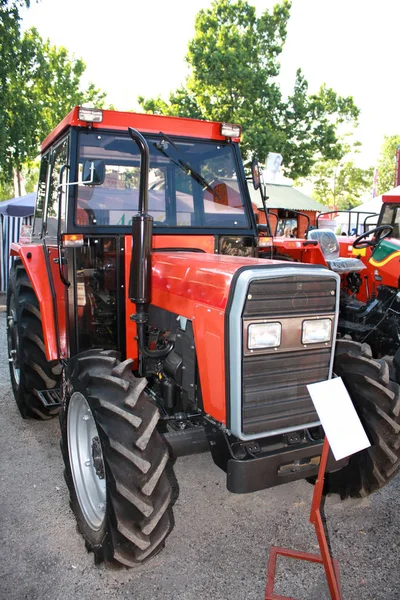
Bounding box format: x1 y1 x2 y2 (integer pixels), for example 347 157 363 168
75 132 249 229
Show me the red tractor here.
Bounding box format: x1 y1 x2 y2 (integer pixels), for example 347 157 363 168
309 194 400 359
255 172 400 361
7 107 400 567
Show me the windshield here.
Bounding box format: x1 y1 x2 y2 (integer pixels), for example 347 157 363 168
380 203 400 238
75 131 249 229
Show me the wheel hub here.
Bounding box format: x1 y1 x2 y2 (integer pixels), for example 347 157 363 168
67 392 106 531
92 436 105 479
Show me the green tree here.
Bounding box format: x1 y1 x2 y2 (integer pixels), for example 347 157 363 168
0 161 37 200
0 181 14 201
138 0 359 179
0 1 106 195
0 2 28 186
376 135 400 195
310 157 373 209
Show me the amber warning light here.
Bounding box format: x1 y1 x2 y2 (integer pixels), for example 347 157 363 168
62 234 84 247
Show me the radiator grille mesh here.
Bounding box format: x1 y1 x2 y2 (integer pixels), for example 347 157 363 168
244 275 336 318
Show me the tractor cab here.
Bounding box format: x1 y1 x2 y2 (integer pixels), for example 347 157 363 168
379 191 400 239
28 107 258 357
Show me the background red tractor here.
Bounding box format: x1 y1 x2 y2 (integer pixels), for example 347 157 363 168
7 108 400 567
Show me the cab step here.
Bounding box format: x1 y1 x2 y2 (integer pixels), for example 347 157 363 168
34 388 62 408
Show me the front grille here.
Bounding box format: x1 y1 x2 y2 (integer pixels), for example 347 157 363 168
244 275 336 318
242 348 330 435
233 272 338 438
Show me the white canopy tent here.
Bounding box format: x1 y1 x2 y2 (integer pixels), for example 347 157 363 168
351 185 400 214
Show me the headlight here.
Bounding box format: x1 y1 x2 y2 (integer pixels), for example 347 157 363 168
302 319 331 344
248 322 281 349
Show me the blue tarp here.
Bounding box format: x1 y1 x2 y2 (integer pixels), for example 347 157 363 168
0 192 36 217
0 193 35 291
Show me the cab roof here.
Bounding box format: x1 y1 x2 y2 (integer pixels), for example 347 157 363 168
41 106 241 152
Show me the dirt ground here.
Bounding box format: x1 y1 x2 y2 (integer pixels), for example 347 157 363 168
0 293 399 600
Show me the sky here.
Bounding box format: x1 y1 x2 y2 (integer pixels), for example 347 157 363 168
20 0 400 170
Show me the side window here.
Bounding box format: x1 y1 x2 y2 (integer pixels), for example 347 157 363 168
76 164 168 226
33 155 50 237
44 138 68 237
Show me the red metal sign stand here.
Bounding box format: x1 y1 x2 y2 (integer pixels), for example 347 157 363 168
265 437 342 600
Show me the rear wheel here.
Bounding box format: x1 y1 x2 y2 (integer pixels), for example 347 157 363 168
325 339 400 499
7 259 61 419
60 350 175 566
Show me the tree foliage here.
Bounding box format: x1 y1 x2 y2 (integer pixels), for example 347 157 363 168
376 135 400 195
0 0 106 194
310 159 373 209
138 0 359 180
308 138 373 209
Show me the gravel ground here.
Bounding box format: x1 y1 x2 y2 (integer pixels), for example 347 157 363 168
0 292 399 600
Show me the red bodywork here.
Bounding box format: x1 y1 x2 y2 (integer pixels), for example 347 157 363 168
124 243 283 425
41 107 240 152
259 237 328 267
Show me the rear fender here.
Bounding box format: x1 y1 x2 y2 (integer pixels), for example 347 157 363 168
266 238 328 266
10 242 67 361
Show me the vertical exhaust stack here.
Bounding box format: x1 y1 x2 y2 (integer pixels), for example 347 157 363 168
128 127 152 310
128 127 173 365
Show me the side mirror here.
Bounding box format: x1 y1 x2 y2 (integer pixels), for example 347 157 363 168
251 158 261 190
82 159 105 185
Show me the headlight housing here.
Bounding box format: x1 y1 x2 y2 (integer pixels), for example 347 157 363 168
248 322 281 350
302 318 331 344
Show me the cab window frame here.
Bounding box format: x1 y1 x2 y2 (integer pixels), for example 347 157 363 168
42 134 70 240
32 152 51 239
72 129 252 232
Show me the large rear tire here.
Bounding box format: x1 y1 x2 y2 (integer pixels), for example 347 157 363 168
60 350 175 566
7 258 62 419
325 339 400 499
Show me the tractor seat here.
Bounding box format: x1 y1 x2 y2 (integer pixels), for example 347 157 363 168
308 229 365 273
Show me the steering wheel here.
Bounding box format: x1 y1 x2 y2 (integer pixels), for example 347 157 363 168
353 225 393 249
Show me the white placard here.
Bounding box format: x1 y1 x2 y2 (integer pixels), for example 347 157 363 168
307 377 371 461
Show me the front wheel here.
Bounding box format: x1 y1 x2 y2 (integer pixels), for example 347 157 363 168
60 350 175 566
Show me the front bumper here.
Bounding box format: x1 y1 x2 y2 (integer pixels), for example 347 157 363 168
226 440 348 494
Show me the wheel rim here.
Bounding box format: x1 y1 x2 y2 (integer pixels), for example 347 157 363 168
7 294 20 386
67 392 107 531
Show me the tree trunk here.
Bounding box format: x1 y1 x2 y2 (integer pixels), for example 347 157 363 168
13 167 23 197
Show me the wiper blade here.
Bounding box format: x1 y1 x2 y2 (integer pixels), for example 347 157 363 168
155 132 221 201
